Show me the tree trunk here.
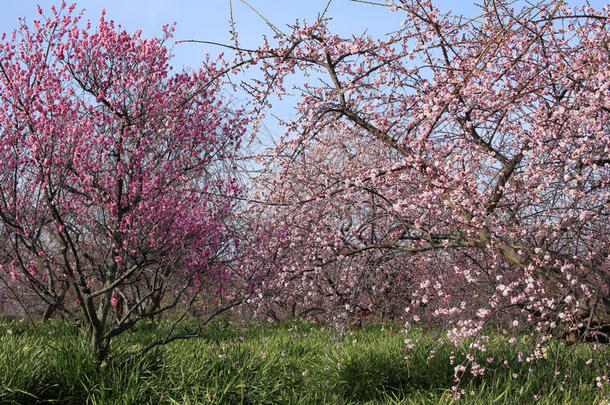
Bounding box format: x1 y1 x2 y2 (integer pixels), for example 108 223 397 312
89 325 109 364
563 295 610 344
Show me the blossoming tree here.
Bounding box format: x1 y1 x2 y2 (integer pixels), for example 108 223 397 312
0 3 247 362
236 0 609 344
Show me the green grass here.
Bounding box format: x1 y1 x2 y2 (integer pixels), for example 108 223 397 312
0 319 607 404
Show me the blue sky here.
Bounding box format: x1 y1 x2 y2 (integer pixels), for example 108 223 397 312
2 1 415 71
1 1 607 140
2 1 607 70
6 1 605 71
0 1 475 138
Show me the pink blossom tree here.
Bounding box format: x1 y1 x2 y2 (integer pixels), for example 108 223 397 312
233 0 609 344
0 3 248 362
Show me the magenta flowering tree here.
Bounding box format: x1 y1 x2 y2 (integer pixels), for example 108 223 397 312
0 3 247 361
234 0 609 344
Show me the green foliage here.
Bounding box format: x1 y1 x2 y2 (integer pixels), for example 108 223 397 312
0 319 607 404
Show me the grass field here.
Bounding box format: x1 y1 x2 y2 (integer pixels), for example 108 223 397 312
0 319 607 404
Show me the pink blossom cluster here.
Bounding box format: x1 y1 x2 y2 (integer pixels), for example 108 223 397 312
0 2 248 360
234 0 609 381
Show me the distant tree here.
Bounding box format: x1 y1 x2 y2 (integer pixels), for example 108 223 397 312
0 3 247 362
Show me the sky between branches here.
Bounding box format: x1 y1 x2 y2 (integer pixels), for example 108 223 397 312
1 0 607 141
4 1 606 73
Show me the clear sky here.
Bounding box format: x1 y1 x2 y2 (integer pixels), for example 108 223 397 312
1 1 412 72
1 0 607 140
0 0 471 138
2 1 606 72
